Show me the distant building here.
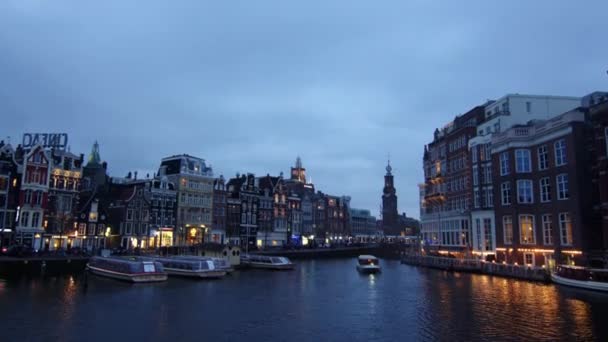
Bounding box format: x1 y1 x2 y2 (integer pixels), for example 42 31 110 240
46 149 84 250
109 176 151 249
211 175 227 244
226 173 260 250
159 154 214 245
15 145 51 250
381 160 398 232
350 208 378 239
0 142 20 247
75 141 111 250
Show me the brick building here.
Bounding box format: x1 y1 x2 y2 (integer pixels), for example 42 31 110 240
492 109 594 267
421 106 485 253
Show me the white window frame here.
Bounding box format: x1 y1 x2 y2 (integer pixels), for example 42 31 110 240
559 212 573 246
517 179 534 204
542 214 553 245
472 166 479 186
501 182 511 205
556 174 569 200
539 177 551 203
519 214 536 245
503 216 513 245
554 139 567 166
500 152 510 176
515 149 531 173
471 146 478 163
537 145 549 171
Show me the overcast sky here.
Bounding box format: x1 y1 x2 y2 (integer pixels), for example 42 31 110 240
1 1 607 219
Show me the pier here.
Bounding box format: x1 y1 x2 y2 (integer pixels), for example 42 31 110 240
401 254 550 282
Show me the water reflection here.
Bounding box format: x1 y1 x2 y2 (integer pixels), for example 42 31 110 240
0 260 607 342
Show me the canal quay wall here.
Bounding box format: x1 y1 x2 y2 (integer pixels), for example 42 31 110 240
401 254 550 282
0 256 89 275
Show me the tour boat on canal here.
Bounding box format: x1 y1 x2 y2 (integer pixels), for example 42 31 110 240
551 265 608 292
241 254 294 270
87 256 168 283
356 255 381 274
155 256 227 278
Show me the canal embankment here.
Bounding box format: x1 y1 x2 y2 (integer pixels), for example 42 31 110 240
401 254 550 282
0 256 89 275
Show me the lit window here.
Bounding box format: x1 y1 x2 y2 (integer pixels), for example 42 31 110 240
517 180 533 204
539 177 551 203
515 149 531 173
503 216 513 245
542 214 553 245
554 139 567 166
519 215 535 244
556 174 569 200
559 212 573 246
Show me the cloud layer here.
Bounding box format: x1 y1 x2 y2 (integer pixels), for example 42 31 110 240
2 0 607 218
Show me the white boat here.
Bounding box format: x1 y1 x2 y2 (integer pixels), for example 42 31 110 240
551 265 608 292
87 256 168 283
241 254 294 270
147 256 226 279
356 255 381 274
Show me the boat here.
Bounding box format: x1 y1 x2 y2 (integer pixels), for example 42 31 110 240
210 257 235 274
87 256 168 283
171 255 233 273
356 255 381 274
551 265 608 292
241 254 294 270
147 256 226 279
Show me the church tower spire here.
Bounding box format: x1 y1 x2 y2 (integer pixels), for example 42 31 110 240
291 156 306 183
87 140 101 166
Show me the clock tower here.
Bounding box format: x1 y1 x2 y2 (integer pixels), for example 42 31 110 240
382 160 399 230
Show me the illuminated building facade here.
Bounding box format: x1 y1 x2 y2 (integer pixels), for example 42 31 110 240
15 145 51 250
75 141 110 250
492 109 593 267
469 94 581 258
159 154 214 245
45 149 83 250
0 142 20 247
420 106 485 253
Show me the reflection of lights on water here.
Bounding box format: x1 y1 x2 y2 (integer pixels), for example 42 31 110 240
369 274 375 285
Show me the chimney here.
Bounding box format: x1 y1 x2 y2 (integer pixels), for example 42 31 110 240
134 171 138 180
102 161 108 170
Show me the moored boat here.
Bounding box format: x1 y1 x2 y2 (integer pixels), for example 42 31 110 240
551 265 608 292
241 254 294 270
87 256 168 283
356 255 381 274
148 256 226 279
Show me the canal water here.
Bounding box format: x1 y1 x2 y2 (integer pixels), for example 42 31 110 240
1 258 607 341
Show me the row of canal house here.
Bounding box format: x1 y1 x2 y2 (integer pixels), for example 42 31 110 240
421 91 608 268
223 157 352 251
0 137 353 251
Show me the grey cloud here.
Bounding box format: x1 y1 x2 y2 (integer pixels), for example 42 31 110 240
2 0 608 218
